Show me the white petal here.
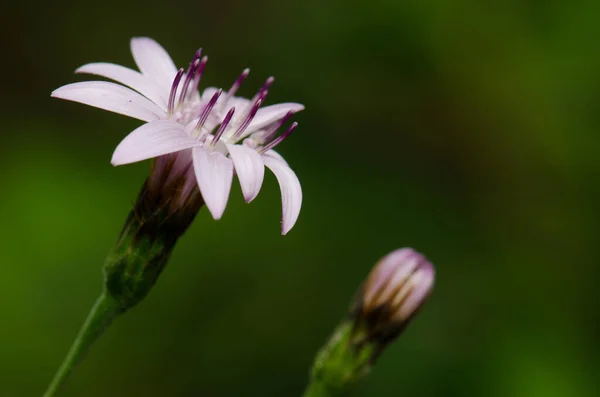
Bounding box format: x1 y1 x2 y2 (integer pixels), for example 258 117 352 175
247 103 305 133
76 63 168 109
262 152 302 235
201 86 236 112
262 149 288 166
51 81 165 122
112 120 201 165
226 144 265 203
226 95 252 112
193 147 234 220
130 37 178 91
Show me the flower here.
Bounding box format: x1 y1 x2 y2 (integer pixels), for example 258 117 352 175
51 37 304 234
356 248 435 347
306 248 435 393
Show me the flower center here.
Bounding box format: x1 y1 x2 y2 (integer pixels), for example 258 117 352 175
167 50 299 153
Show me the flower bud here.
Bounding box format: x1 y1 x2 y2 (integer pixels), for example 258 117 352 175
307 248 435 395
350 248 435 358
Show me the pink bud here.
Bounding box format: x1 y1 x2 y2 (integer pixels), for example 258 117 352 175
351 248 435 354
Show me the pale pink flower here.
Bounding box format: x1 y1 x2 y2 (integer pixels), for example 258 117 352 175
52 37 304 234
362 248 435 325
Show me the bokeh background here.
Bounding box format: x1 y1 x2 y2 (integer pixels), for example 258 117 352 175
1 0 599 396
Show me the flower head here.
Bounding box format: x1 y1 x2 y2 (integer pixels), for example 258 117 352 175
52 37 304 234
353 248 435 351
307 248 435 393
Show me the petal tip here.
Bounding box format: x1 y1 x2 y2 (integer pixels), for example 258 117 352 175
50 86 72 98
207 206 225 221
281 223 292 236
50 87 64 97
204 191 228 219
243 192 259 203
131 36 153 43
74 65 88 74
110 152 123 166
281 215 299 235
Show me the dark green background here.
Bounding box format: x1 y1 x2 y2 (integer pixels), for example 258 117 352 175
1 1 598 396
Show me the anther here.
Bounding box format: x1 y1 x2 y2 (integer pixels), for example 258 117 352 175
262 111 294 142
223 68 250 105
232 99 262 141
258 76 274 98
178 57 201 105
251 76 274 104
168 68 185 114
212 107 236 145
195 89 222 131
191 56 208 96
260 122 298 153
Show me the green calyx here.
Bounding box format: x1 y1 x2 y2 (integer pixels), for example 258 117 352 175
103 178 203 312
306 322 375 397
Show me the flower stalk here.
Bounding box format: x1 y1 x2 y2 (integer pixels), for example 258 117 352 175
42 164 204 396
42 293 121 397
303 323 375 397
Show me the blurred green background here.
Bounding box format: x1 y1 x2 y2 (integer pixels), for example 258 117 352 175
1 0 599 396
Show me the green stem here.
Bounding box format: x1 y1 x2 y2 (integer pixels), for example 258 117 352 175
42 292 121 397
302 379 338 397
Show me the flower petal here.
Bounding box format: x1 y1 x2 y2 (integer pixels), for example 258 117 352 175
398 261 435 320
262 149 289 166
193 147 234 220
76 62 168 109
247 103 305 133
51 81 165 122
130 37 178 91
262 152 302 235
112 120 201 165
226 144 265 202
365 248 417 306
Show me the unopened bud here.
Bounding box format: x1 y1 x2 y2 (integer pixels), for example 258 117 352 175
307 248 435 396
353 248 435 354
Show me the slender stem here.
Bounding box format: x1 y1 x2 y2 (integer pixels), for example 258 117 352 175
302 379 337 397
42 292 121 397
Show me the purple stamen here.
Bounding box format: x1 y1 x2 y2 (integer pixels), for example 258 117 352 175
212 107 236 144
232 99 262 141
251 76 275 103
191 56 208 95
259 89 269 102
262 111 295 142
168 68 185 114
258 76 274 97
178 57 201 105
195 89 222 131
260 122 298 153
225 68 250 100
